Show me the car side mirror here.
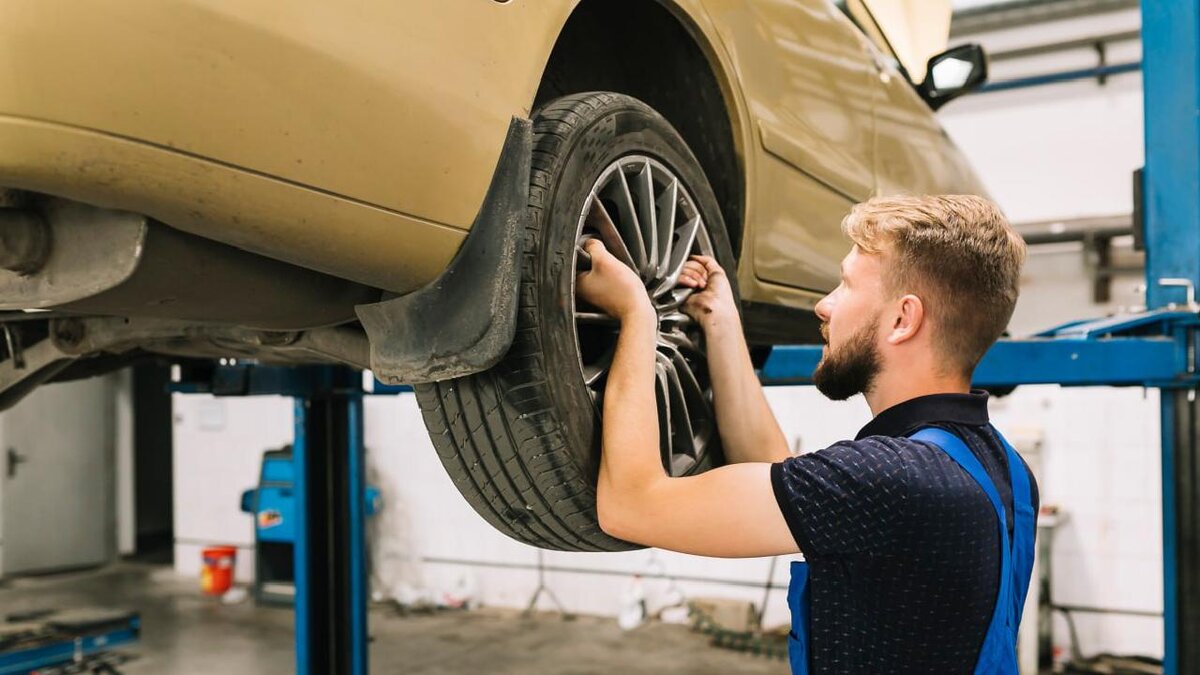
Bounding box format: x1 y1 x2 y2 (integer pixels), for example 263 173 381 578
920 44 988 111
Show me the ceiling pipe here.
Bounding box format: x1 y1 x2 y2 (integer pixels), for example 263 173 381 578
951 0 1138 37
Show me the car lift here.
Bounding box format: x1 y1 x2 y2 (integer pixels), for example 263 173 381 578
172 364 404 675
0 609 141 674
172 3 1192 673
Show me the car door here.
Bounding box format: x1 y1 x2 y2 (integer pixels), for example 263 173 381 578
872 57 988 196
700 0 882 294
844 0 990 196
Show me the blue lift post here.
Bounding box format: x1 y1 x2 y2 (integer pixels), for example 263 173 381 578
760 3 1199 670
290 367 367 675
1141 2 1200 670
174 364 381 675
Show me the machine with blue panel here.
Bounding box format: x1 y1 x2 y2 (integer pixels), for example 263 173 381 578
240 445 381 606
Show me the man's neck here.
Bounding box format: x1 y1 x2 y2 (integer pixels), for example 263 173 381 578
863 367 971 417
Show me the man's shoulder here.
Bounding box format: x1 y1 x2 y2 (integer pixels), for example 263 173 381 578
781 434 974 494
799 434 945 465
771 436 922 556
772 433 989 512
776 435 928 489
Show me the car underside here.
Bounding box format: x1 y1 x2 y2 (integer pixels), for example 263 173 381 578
0 0 984 551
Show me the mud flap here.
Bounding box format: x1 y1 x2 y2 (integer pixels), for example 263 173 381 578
356 117 531 384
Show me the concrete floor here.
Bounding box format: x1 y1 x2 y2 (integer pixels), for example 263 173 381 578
0 563 786 674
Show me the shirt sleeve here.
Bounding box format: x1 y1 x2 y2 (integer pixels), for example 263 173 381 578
770 437 912 558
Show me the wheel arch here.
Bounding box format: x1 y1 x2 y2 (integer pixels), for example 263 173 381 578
533 0 748 255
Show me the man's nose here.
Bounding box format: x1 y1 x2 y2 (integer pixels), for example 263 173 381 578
814 295 832 322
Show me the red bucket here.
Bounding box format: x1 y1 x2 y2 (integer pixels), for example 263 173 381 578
201 545 238 596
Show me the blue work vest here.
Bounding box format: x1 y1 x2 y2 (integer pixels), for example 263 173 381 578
786 426 1036 674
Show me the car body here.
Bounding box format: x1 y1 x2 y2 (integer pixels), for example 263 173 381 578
0 0 985 401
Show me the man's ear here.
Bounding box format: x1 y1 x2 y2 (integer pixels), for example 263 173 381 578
887 294 925 346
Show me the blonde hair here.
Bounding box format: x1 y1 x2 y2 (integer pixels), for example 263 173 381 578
842 195 1026 375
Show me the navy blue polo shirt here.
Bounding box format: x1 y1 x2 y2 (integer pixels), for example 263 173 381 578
771 391 1039 674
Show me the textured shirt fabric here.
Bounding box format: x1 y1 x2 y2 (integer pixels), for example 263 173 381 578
770 392 1039 674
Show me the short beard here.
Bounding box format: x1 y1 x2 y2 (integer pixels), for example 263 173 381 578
813 316 882 401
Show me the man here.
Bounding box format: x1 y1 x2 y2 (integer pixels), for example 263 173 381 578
576 194 1037 674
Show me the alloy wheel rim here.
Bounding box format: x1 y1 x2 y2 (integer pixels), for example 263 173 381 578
571 155 718 477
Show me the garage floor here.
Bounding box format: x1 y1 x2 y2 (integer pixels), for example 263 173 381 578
0 563 786 674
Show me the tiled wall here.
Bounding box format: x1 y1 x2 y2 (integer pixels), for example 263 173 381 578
990 386 1163 659
173 395 294 583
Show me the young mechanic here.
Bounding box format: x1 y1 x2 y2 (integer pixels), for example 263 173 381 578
576 194 1036 674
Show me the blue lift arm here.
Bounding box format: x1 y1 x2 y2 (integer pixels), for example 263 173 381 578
762 310 1200 390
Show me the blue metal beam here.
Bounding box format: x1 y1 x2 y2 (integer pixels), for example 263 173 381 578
759 337 1188 389
977 61 1140 94
346 396 368 674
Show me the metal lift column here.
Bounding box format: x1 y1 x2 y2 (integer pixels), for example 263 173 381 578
1142 2 1200 672
291 366 368 675
174 363 376 674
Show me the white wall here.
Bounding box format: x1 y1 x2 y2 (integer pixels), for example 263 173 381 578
172 395 294 583
942 8 1143 224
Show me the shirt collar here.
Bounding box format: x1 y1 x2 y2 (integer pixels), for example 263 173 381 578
855 390 991 440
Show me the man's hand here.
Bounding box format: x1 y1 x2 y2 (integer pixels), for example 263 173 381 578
677 254 791 465
576 239 654 323
678 255 738 330
580 244 797 558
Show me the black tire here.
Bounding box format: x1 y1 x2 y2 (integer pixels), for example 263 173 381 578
414 92 738 551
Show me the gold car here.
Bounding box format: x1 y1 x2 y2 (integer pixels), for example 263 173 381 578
0 0 987 550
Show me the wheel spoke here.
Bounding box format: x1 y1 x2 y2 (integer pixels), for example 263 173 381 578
635 160 658 274
655 287 693 313
654 214 701 297
660 329 704 360
654 356 673 468
574 310 620 327
655 178 678 277
582 358 611 387
584 197 637 271
664 343 713 433
661 355 696 457
659 310 694 327
696 221 713 251
605 169 648 271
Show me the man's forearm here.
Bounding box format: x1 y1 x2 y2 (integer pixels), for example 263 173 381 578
595 309 664 531
703 316 789 464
